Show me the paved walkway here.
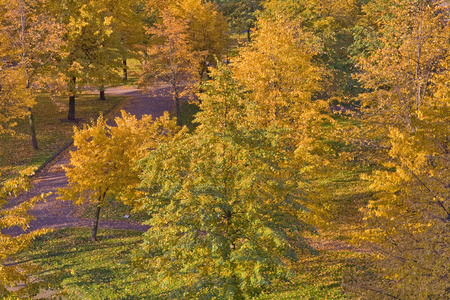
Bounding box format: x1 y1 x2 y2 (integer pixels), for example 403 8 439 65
4 85 176 236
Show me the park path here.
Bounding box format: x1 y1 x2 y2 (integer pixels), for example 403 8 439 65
4 85 175 236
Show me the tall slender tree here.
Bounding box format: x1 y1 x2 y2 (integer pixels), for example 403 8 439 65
172 0 230 78
140 9 202 127
0 0 64 147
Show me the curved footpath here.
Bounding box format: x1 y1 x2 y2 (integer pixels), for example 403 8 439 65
4 85 176 236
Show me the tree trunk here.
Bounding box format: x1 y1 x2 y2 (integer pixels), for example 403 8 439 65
175 95 182 127
247 28 251 43
68 76 76 121
28 107 38 149
99 85 106 100
92 203 101 242
122 59 127 82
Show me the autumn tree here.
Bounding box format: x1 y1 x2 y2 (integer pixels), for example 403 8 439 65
0 65 31 137
232 9 332 160
0 0 64 148
50 0 123 119
0 172 49 298
172 0 230 78
345 1 450 298
59 111 178 241
140 9 202 127
262 0 362 100
138 65 318 299
108 0 145 82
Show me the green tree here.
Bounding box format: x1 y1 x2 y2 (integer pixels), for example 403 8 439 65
138 65 318 299
345 1 450 298
59 111 178 241
214 0 263 42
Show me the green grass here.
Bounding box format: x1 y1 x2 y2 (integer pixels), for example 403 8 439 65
16 228 355 299
17 228 173 300
77 195 150 223
114 58 142 87
0 92 122 178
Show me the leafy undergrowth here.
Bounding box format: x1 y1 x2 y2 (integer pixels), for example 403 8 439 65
15 228 359 299
0 93 122 178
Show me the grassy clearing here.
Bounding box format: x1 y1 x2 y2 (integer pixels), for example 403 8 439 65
0 93 122 178
17 228 172 299
17 228 355 299
77 195 150 223
114 58 142 87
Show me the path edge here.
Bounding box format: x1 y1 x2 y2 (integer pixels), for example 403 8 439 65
30 95 127 178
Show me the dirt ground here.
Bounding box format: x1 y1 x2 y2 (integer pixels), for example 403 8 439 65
3 85 177 236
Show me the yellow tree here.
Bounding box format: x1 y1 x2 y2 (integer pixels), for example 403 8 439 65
346 1 450 298
50 0 123 119
232 9 333 179
0 65 31 137
264 0 362 99
140 9 202 127
59 111 178 241
172 0 230 78
0 172 49 298
108 0 145 82
0 0 64 148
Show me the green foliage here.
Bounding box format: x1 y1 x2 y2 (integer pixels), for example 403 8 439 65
138 65 318 299
214 0 263 40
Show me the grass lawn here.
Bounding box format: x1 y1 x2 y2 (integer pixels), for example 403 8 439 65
16 228 357 299
0 92 122 178
17 228 172 299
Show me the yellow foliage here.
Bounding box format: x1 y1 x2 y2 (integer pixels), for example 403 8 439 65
0 171 48 298
59 110 179 211
349 1 450 298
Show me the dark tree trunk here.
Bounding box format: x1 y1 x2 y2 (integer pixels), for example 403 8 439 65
28 107 38 149
122 59 127 82
175 95 182 127
68 76 76 121
92 203 101 241
247 28 251 42
99 85 106 100
68 95 76 120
